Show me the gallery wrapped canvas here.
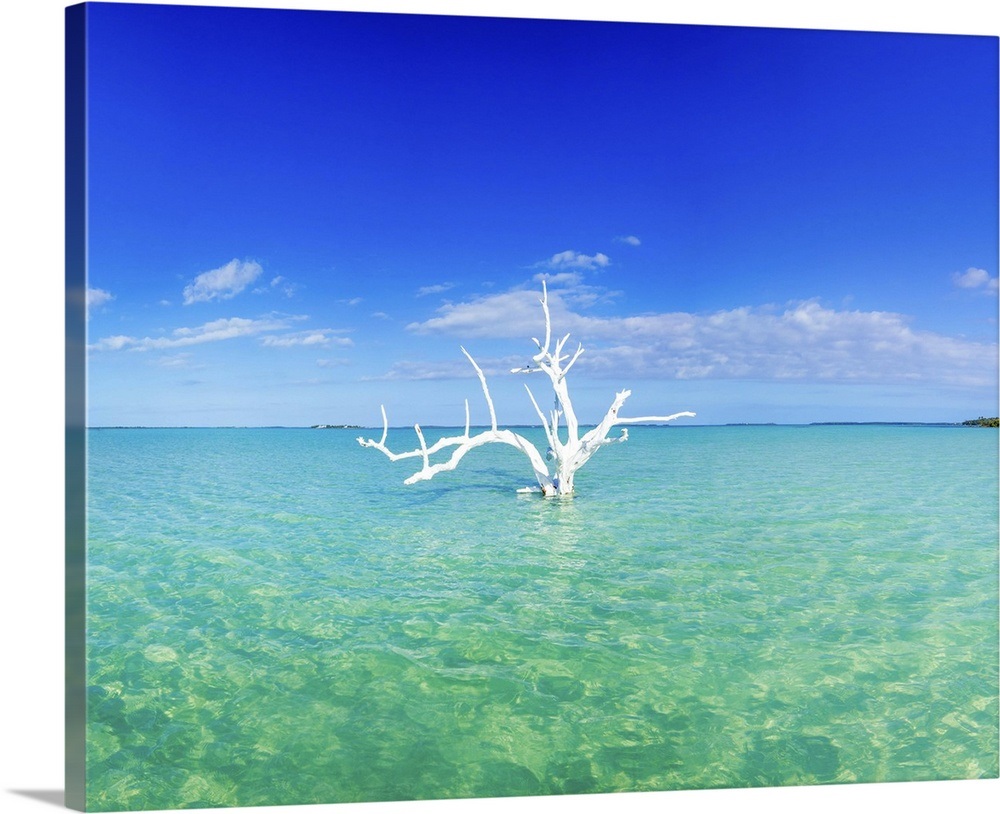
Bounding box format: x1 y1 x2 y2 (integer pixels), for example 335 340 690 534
65 2 998 811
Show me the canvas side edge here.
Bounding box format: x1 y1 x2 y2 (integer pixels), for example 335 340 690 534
65 3 88 811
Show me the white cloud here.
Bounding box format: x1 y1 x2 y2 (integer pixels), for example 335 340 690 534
339 297 363 306
533 271 584 287
407 278 614 338
363 354 532 382
89 314 300 352
536 250 610 271
405 281 997 389
362 359 484 381
409 289 558 339
615 235 641 246
317 358 351 368
417 283 456 297
86 288 114 311
255 275 298 298
576 301 996 387
89 334 134 351
183 259 263 305
156 353 195 368
371 311 391 320
952 267 998 294
167 316 287 345
261 330 354 348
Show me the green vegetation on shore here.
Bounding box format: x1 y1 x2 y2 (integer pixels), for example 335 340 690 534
962 416 999 428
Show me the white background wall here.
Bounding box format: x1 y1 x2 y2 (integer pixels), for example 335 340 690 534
1 2 997 814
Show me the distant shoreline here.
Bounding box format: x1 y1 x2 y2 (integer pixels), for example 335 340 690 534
87 420 998 430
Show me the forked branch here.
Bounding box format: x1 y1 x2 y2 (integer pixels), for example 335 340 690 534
357 282 695 496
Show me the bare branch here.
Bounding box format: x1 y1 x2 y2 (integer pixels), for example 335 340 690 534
460 346 497 431
576 389 633 457
553 378 578 443
533 279 552 362
358 429 461 461
554 332 570 361
414 424 430 469
358 406 478 462
524 384 557 451
358 282 694 496
562 344 584 377
402 428 554 493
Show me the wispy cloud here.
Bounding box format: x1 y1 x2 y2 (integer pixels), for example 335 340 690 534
86 288 114 312
952 267 998 294
362 358 507 382
615 235 641 246
535 250 610 271
406 279 997 388
579 301 996 387
155 353 196 368
183 259 263 305
89 314 304 352
533 271 584 287
254 274 298 298
408 276 613 338
90 335 135 351
261 330 354 348
409 289 558 339
339 297 363 306
417 282 456 297
363 353 551 382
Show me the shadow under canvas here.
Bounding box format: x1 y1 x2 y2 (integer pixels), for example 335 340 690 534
8 790 67 808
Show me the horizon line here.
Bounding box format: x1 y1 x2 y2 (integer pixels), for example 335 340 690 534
84 420 994 430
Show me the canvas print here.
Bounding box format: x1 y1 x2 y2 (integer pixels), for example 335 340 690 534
66 2 999 811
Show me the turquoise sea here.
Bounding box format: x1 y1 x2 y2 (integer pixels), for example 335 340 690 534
84 425 999 810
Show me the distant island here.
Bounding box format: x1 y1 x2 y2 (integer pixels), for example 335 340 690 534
810 421 960 427
962 416 1000 428
310 424 362 429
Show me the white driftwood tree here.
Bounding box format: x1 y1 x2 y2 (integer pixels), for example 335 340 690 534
357 282 695 496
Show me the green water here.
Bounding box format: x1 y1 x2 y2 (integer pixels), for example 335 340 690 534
83 426 999 809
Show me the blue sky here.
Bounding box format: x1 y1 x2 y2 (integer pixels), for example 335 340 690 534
82 2 999 426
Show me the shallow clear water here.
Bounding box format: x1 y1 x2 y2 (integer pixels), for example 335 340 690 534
84 426 999 810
